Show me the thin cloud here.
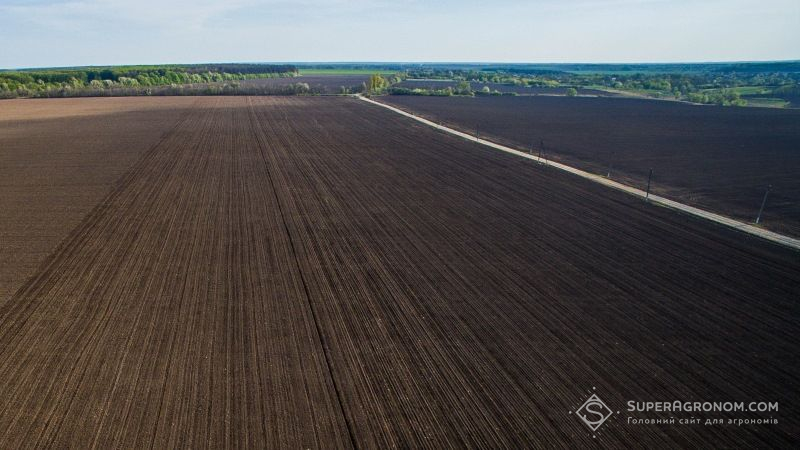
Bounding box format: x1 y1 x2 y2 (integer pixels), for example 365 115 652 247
0 0 797 68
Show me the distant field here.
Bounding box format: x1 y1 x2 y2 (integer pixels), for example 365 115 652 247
395 79 619 96
700 86 799 109
299 68 397 75
744 97 790 108
746 93 800 108
783 94 800 107
729 86 773 96
380 95 800 236
240 74 370 93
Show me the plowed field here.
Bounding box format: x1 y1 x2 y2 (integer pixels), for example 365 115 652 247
0 97 198 302
0 96 797 448
380 95 800 236
239 75 370 93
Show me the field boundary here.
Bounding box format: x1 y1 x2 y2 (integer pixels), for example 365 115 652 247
359 95 800 251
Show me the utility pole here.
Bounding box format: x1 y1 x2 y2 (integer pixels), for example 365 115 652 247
755 185 772 224
607 151 615 178
645 168 653 201
540 140 546 165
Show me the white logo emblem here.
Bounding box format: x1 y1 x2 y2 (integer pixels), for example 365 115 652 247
574 393 613 431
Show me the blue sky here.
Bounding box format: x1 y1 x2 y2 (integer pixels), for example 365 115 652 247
1 0 798 69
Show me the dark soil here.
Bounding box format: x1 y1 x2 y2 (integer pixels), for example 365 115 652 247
381 95 800 236
0 97 797 448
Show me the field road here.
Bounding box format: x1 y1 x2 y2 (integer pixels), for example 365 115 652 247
0 96 798 448
363 95 800 251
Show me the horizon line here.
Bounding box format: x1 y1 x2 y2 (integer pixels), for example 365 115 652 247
3 59 800 72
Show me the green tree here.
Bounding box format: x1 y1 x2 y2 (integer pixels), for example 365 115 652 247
367 74 388 93
292 82 310 94
455 81 472 95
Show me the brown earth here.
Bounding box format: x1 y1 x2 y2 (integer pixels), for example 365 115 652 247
239 75 370 94
0 97 199 302
0 96 797 448
380 95 800 237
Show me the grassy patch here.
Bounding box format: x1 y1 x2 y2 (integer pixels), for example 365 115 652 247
743 97 789 108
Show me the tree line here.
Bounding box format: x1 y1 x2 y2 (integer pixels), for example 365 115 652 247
0 64 298 99
398 68 800 107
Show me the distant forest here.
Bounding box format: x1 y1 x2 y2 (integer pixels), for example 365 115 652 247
0 64 298 98
385 61 800 107
2 61 799 106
